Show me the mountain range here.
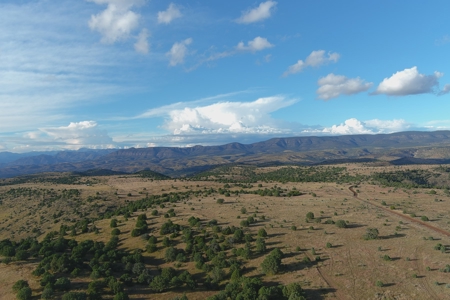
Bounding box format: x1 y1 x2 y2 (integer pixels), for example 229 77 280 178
2 131 450 178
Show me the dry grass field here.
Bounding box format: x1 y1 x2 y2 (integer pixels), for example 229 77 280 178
1 164 450 299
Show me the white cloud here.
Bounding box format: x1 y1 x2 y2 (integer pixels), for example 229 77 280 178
134 28 150 54
438 84 450 96
137 96 297 135
167 38 193 66
283 50 340 77
236 37 274 52
318 118 410 135
236 1 277 24
39 121 115 150
157 3 182 24
374 66 443 96
88 0 143 44
316 74 373 100
0 2 130 133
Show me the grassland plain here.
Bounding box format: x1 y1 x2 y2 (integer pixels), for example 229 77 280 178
1 164 450 299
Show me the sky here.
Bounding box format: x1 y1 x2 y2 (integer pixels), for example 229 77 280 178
1 0 450 152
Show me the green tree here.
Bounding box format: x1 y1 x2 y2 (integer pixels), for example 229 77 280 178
258 228 267 238
16 287 32 300
41 287 54 300
255 238 266 254
363 228 379 240
335 220 347 228
164 247 177 262
110 219 118 228
306 212 314 220
113 292 130 300
149 275 168 292
55 277 71 291
12 280 29 293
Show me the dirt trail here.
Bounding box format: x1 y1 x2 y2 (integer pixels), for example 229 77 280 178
349 186 450 238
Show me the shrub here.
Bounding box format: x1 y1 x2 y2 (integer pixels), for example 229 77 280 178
55 277 71 291
165 247 178 262
258 228 267 238
363 228 379 240
216 199 224 204
12 280 29 293
421 216 429 221
326 242 332 248
111 228 121 236
335 220 347 228
113 292 130 300
16 287 32 300
110 219 118 228
261 248 283 275
306 212 314 220
375 280 383 287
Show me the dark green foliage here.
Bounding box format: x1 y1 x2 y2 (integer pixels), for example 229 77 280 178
111 228 121 235
233 229 244 243
150 276 169 292
113 292 130 300
131 228 141 237
41 287 54 300
163 236 171 247
40 272 56 287
165 246 178 262
372 170 433 188
240 220 250 227
15 250 29 261
282 282 306 299
258 228 267 238
13 280 29 293
261 248 283 275
160 220 181 235
110 219 118 228
363 228 379 240
335 220 347 228
256 238 266 254
306 212 314 220
87 280 103 300
146 243 157 253
16 287 32 300
55 277 71 291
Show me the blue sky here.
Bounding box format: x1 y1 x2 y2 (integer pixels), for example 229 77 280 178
1 0 450 152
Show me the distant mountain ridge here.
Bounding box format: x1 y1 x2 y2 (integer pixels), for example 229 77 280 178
2 131 450 178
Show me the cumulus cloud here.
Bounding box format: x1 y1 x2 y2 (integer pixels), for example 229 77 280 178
318 118 411 135
316 74 373 100
283 50 340 77
236 1 277 24
40 121 115 149
374 66 443 96
157 3 182 24
134 28 149 54
88 0 143 44
166 38 193 66
236 37 274 52
137 96 297 135
438 84 450 96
